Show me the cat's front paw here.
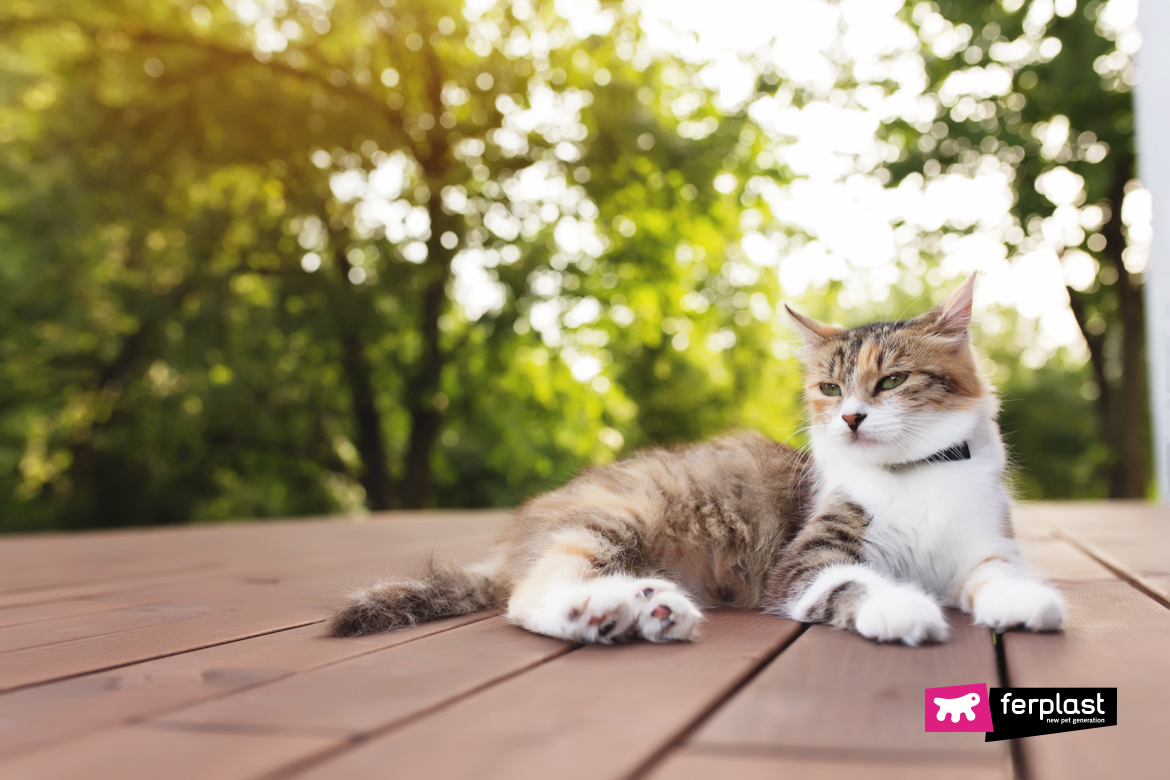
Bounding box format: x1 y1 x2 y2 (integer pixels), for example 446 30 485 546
631 579 702 642
854 586 949 646
972 579 1063 632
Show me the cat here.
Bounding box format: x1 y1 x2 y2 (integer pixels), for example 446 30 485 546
327 273 1064 645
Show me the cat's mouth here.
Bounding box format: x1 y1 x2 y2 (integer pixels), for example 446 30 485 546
844 429 891 450
845 429 876 444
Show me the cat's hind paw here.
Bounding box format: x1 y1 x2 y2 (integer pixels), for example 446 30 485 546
972 579 1063 633
510 576 703 644
854 585 949 646
522 580 636 644
631 579 703 642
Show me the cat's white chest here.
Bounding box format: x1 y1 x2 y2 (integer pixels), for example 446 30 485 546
820 457 1009 600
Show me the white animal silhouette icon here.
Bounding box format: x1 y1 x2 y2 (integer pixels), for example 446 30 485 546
934 692 980 722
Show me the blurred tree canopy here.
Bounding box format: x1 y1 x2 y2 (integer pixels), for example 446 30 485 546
0 0 1145 531
0 0 803 530
883 0 1144 497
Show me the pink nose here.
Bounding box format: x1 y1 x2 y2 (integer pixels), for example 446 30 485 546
842 413 866 431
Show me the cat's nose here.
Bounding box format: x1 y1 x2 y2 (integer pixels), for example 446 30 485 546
842 413 867 431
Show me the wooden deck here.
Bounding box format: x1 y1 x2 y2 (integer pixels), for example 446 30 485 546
0 502 1165 779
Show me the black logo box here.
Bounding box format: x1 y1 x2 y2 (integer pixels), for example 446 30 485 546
986 687 1117 742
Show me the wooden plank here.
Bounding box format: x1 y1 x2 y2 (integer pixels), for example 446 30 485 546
290 610 802 780
0 568 252 612
0 513 501 650
1016 537 1116 583
153 617 571 735
0 541 458 655
0 522 501 690
0 523 495 632
0 596 172 630
1004 579 1170 780
0 564 222 599
646 748 1005 780
0 512 508 594
0 616 562 780
1016 502 1170 604
0 603 209 653
949 525 1164 780
687 613 1005 768
1010 506 1057 541
0 586 351 691
1143 573 1170 597
0 514 493 589
0 613 492 761
0 513 505 629
0 725 335 780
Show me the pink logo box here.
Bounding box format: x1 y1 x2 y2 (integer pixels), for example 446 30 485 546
925 683 995 733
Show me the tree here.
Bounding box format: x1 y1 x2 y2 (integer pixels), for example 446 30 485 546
0 0 798 528
885 0 1147 496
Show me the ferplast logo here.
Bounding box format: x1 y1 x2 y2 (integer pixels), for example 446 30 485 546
924 684 994 733
925 685 1117 741
985 687 1117 741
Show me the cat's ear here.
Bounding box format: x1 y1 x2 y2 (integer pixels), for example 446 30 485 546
931 272 976 339
784 305 841 348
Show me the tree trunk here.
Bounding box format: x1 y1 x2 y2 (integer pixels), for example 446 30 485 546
1116 273 1148 496
1101 152 1150 497
402 27 455 509
1070 151 1149 498
68 281 192 524
1067 287 1113 462
402 187 454 508
332 249 396 510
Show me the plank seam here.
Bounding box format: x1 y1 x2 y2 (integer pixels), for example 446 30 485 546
139 719 352 739
0 619 323 696
626 622 809 780
259 642 580 780
0 608 214 658
994 632 1029 780
123 612 501 726
675 741 1005 766
0 599 173 631
0 564 222 598
0 613 499 764
1042 526 1170 611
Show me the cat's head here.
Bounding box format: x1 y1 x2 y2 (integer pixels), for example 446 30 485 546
788 274 992 467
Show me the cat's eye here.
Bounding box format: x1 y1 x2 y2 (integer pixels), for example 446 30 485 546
877 373 908 391
820 383 841 396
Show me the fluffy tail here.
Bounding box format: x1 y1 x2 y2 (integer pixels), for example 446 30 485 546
326 558 503 637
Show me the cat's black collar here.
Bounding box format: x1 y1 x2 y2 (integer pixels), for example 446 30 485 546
886 441 971 472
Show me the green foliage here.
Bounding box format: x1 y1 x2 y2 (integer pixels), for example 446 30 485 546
0 0 1140 531
883 0 1148 497
998 360 1109 500
0 0 808 530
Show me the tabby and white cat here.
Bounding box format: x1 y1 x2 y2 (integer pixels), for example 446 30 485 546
329 274 1063 645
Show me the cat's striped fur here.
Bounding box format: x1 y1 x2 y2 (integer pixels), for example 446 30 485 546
329 274 1063 645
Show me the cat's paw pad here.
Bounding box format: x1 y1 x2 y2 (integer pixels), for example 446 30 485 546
854 586 949 646
529 582 635 644
972 579 1063 632
632 580 702 642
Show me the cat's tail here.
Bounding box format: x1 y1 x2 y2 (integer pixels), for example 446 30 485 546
326 556 504 637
